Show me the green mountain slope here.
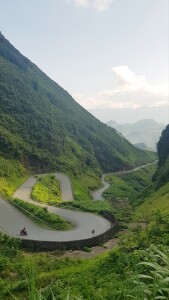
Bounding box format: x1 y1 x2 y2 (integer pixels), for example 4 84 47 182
0 33 155 179
154 124 169 186
136 124 169 216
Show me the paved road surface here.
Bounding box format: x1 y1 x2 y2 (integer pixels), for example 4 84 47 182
91 175 109 201
13 173 74 202
0 173 111 241
92 161 157 201
0 163 156 241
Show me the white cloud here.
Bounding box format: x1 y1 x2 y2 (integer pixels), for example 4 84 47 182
74 66 169 110
73 93 98 108
93 0 114 11
111 66 168 96
112 66 146 87
73 0 89 8
69 0 114 11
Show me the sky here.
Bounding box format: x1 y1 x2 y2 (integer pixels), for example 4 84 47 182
0 0 168 124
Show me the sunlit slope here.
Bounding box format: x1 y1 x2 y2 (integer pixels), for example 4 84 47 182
136 125 169 216
0 33 155 175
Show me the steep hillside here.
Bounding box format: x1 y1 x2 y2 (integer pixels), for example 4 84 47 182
107 119 165 151
154 124 169 187
136 124 169 216
0 33 155 181
134 142 151 151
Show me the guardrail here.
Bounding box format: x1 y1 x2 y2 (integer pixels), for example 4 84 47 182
22 211 119 251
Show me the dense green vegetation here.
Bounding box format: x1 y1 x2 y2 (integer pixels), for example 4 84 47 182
104 164 156 202
12 198 71 230
102 123 169 224
58 165 156 217
0 32 156 180
0 146 168 300
0 156 28 197
135 125 169 217
135 182 169 218
0 215 169 300
0 32 156 230
1 154 168 299
157 124 169 165
120 210 169 249
119 164 156 197
104 174 136 200
101 165 156 223
72 173 101 201
0 32 168 300
31 175 61 204
59 198 113 214
58 173 113 213
153 124 169 187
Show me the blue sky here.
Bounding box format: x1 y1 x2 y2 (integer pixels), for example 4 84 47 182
0 0 168 123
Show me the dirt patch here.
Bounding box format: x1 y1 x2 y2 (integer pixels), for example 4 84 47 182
58 222 147 259
58 238 119 259
129 222 147 229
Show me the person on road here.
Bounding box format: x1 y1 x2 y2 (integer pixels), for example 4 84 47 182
20 227 27 236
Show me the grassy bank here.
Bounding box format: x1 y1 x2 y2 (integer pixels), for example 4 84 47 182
12 198 72 230
0 159 169 299
135 182 169 218
104 164 156 205
58 172 114 214
0 224 169 300
0 157 29 197
31 174 61 205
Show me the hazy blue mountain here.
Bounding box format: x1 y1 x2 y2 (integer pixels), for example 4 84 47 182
89 107 168 124
107 119 166 151
134 143 151 151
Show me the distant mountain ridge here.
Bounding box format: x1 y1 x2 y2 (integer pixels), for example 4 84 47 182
107 119 165 152
89 107 168 124
0 32 155 180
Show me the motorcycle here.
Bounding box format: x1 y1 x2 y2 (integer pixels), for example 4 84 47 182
20 229 28 236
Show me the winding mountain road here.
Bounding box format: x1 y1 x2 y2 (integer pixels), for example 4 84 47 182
91 175 109 201
0 173 111 241
0 162 156 242
92 161 157 200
